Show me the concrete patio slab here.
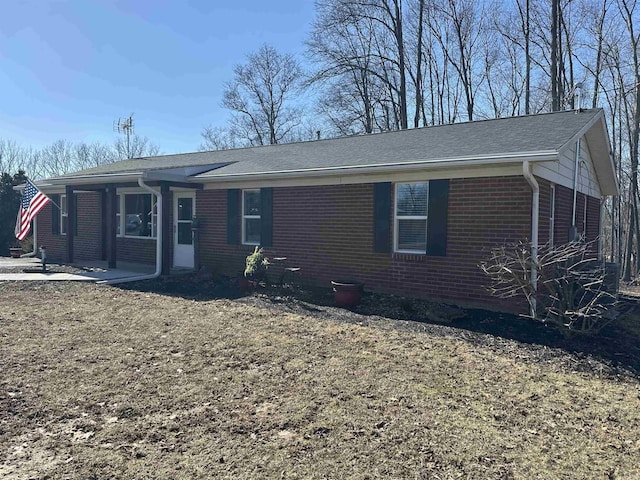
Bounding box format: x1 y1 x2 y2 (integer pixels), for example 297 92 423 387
0 257 156 282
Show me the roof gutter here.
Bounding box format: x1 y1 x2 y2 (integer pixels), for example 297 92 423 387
523 160 539 318
44 172 144 186
36 151 558 187
199 151 558 181
102 177 163 285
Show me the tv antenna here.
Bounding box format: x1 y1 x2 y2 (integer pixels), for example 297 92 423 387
113 113 135 158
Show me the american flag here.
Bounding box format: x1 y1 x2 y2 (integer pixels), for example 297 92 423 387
15 179 51 241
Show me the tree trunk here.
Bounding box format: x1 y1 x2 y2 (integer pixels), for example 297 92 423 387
551 0 560 111
394 0 408 129
525 0 530 114
414 0 425 128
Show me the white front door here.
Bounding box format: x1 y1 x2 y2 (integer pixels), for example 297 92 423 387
173 192 195 269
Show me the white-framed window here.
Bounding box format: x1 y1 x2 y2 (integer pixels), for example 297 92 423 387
115 194 121 236
60 194 68 236
549 185 555 246
151 197 158 238
115 193 156 239
242 189 261 245
394 182 429 253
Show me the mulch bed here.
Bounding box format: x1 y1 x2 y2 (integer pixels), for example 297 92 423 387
121 273 640 379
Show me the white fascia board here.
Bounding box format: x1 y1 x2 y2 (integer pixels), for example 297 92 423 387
44 172 143 186
591 116 619 195
197 151 558 182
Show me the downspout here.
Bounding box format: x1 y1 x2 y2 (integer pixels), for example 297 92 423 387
102 177 163 285
570 138 581 240
21 218 38 257
523 160 539 318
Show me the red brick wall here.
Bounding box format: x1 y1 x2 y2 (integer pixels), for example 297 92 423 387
541 181 600 249
37 193 103 262
538 180 552 245
116 237 156 265
34 176 602 313
37 201 66 260
197 177 534 312
74 192 102 261
586 195 601 243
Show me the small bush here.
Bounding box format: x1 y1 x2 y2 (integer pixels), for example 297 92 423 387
244 246 269 280
480 241 617 336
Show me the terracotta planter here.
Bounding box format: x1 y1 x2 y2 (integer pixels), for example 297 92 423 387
238 276 250 293
9 248 22 258
331 280 364 308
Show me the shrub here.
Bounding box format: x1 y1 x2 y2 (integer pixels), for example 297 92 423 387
480 240 617 336
244 246 269 280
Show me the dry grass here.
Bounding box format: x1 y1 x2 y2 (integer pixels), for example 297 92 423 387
1 282 639 479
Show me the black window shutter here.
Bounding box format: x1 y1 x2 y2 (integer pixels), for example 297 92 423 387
373 182 392 253
226 189 240 245
426 179 449 256
51 194 60 235
73 193 79 236
260 187 273 248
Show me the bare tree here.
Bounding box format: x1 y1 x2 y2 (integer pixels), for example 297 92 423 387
74 141 115 169
38 139 76 178
222 44 304 146
308 0 411 133
113 134 160 160
0 139 29 174
199 126 241 151
428 0 486 121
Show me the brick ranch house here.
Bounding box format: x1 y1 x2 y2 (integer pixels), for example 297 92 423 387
32 108 617 312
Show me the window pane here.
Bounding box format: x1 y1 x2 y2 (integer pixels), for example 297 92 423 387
61 195 67 214
245 218 261 244
124 194 152 237
398 219 427 251
244 190 261 216
177 222 192 245
177 197 192 221
397 183 428 216
61 216 68 236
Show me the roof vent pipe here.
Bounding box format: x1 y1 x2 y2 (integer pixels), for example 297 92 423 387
574 82 583 112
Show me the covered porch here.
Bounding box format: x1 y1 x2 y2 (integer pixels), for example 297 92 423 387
46 169 207 275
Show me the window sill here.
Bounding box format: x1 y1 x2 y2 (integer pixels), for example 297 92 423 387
119 235 157 240
392 252 426 262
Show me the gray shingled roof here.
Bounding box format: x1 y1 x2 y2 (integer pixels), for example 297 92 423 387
50 108 603 181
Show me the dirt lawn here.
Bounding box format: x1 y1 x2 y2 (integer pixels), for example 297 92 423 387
1 281 639 479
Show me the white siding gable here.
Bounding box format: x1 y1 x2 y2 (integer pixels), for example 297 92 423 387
533 137 601 197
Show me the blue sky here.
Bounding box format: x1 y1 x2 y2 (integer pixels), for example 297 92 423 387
0 0 315 154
